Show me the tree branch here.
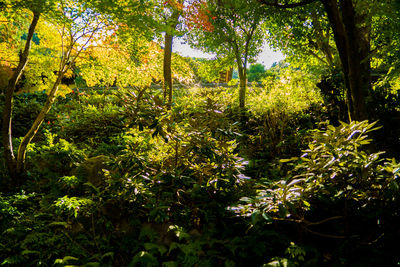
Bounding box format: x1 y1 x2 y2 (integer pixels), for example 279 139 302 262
305 216 344 226
2 11 40 180
258 0 318 8
303 226 346 239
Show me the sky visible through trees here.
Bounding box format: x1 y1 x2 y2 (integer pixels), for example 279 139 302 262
173 37 285 68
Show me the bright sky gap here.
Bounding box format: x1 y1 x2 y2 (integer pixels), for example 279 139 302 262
173 39 285 69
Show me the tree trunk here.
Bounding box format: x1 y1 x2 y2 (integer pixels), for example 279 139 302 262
310 9 334 67
16 72 64 173
163 32 174 108
2 11 40 181
237 65 247 108
340 0 370 121
163 8 181 109
322 0 369 121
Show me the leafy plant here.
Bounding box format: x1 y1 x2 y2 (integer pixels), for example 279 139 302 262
234 121 400 243
54 195 94 218
26 130 86 179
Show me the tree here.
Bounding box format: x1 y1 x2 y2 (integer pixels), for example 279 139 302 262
77 38 194 88
247 63 268 82
77 36 161 88
1 0 105 183
320 0 370 120
160 0 184 107
189 57 232 83
259 0 399 120
187 0 265 108
90 0 186 107
0 6 74 94
1 0 44 181
264 3 336 75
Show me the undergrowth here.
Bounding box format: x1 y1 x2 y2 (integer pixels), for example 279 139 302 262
1 76 399 266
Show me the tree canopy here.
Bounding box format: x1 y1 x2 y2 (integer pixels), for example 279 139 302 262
1 0 400 266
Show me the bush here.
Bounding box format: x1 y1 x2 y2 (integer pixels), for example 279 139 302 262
112 103 249 227
58 91 125 145
232 120 400 265
0 92 48 139
240 69 325 176
26 131 86 179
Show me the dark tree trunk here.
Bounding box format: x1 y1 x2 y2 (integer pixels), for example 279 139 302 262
259 0 370 120
163 32 174 108
339 0 370 121
322 0 369 121
238 65 247 109
2 11 40 182
163 9 180 109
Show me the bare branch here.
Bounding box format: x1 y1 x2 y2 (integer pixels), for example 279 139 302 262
258 0 318 9
307 49 329 64
60 0 66 71
305 216 344 226
303 226 346 239
69 23 102 66
238 24 249 35
270 215 346 239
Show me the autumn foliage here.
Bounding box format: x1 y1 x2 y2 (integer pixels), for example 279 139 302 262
184 0 214 32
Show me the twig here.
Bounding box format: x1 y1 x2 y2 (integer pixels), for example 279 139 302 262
305 216 344 226
303 226 346 239
62 231 90 253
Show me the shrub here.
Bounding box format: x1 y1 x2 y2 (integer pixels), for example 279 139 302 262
232 120 400 264
0 92 48 139
26 131 86 179
235 121 400 218
58 97 125 144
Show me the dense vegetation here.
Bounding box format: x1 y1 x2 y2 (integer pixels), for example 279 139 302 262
1 0 400 266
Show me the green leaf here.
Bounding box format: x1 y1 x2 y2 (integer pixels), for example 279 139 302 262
262 212 273 222
287 179 304 187
144 243 167 255
100 252 114 260
54 256 78 264
82 262 100 267
251 210 261 224
48 221 68 228
278 204 287 218
327 125 336 132
266 258 288 267
2 255 24 265
224 260 236 267
21 250 40 255
280 157 299 163
390 180 399 190
163 261 178 267
168 242 180 254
